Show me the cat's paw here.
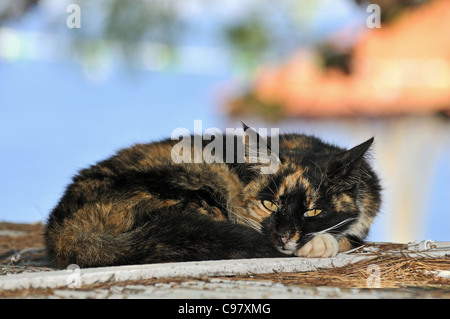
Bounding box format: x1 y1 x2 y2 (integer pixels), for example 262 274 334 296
295 233 339 258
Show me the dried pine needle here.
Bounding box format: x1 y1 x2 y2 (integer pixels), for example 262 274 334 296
243 254 450 289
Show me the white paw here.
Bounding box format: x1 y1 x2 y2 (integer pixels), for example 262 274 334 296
295 233 339 258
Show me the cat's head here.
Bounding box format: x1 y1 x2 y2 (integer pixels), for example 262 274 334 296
240 126 379 254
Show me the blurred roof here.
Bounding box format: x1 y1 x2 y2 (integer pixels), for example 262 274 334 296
229 0 450 118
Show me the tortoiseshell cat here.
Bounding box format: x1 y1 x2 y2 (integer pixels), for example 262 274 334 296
45 124 381 268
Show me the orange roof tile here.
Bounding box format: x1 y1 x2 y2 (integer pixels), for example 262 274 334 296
232 0 450 117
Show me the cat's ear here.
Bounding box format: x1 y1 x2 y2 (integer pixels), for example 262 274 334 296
241 122 253 151
241 123 281 172
328 137 374 189
242 123 264 163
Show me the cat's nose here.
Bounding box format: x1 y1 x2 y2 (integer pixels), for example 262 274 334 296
277 231 291 244
275 229 293 246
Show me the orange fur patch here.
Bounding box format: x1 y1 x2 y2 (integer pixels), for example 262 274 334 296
338 237 353 252
276 169 304 198
290 231 301 242
332 194 357 212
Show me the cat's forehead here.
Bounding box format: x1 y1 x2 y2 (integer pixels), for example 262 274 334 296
276 168 306 197
273 164 315 201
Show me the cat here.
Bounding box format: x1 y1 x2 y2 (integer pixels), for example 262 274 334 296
45 124 381 268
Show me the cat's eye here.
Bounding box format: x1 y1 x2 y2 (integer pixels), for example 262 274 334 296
261 200 278 212
303 209 323 217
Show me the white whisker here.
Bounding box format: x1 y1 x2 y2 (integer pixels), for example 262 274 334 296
309 217 357 236
306 159 324 199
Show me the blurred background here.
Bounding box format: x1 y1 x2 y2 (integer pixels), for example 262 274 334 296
0 0 449 243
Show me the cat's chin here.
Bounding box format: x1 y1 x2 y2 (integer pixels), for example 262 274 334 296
276 241 298 255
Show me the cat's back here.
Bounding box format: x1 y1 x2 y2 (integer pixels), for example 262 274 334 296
278 133 345 159
85 139 177 175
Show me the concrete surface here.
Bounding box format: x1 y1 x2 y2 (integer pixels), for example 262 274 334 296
27 278 448 299
0 254 372 291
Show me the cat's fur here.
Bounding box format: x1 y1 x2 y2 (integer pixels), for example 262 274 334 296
45 125 381 268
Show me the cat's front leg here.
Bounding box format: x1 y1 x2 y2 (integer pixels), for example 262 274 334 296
295 233 339 258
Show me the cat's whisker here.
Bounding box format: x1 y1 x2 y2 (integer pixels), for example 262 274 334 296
302 232 316 243
225 203 263 232
310 218 357 236
306 159 324 199
265 174 279 197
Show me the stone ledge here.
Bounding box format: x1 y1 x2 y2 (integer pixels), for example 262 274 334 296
0 254 371 291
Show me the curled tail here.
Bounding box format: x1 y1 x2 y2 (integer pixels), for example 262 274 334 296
45 203 285 269
45 202 142 268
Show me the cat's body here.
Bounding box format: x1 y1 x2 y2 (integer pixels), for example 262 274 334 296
45 127 381 268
